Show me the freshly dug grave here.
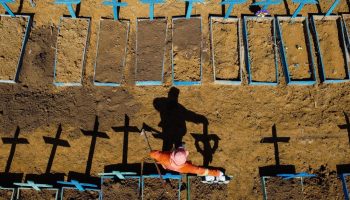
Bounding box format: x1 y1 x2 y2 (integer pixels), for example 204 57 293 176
280 20 313 80
55 18 89 83
95 19 128 84
18 189 57 200
102 178 140 200
62 188 99 200
0 189 13 200
0 16 28 81
172 18 201 82
265 177 303 200
247 19 276 82
136 19 167 82
314 19 347 79
189 176 228 200
143 178 180 200
211 18 240 80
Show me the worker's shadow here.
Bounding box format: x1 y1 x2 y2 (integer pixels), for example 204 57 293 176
147 87 220 167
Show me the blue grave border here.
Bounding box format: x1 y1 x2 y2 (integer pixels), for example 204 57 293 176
242 16 279 86
342 14 350 53
310 15 350 83
172 16 202 86
210 16 243 85
275 16 317 85
93 18 130 87
135 17 168 86
0 187 15 200
340 173 350 200
53 16 91 86
16 187 59 200
141 173 182 200
100 174 141 200
60 186 101 200
0 14 31 84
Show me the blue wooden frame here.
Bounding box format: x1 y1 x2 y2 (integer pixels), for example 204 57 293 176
276 16 317 85
172 16 202 86
93 18 129 87
342 14 350 53
135 17 167 86
16 188 59 200
100 175 141 200
310 15 350 83
210 16 242 85
340 173 350 200
53 17 91 86
0 14 31 84
242 16 278 85
141 173 182 200
0 187 15 200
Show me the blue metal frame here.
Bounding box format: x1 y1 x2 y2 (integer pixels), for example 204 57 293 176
221 0 247 19
340 173 350 200
210 16 242 85
276 16 317 85
325 0 340 17
291 0 318 18
251 0 283 10
242 16 278 85
135 17 167 86
141 173 182 200
100 175 141 200
53 17 91 86
0 14 31 84
16 188 59 200
102 0 128 21
310 15 350 83
93 18 129 87
0 0 15 17
54 0 81 18
172 16 202 86
0 188 15 200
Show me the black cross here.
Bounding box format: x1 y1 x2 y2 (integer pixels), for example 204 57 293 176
112 114 140 165
43 124 70 174
81 116 109 175
260 124 290 166
2 126 29 173
338 112 350 144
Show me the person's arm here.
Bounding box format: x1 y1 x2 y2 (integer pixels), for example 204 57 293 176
179 163 221 176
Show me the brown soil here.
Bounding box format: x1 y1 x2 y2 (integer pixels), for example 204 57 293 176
102 178 140 200
0 16 28 81
281 20 312 80
62 188 99 200
189 176 228 200
265 177 303 199
315 20 346 79
55 18 89 83
18 189 57 200
173 18 201 81
211 18 240 80
136 19 167 82
247 19 276 82
94 19 128 84
0 189 13 200
143 178 179 200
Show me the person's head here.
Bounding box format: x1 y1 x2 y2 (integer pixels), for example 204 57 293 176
170 147 189 166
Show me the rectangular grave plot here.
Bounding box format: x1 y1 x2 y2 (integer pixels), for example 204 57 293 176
101 176 140 200
311 15 350 83
302 175 344 200
94 19 129 86
136 18 167 86
0 188 14 200
277 17 316 85
172 17 202 86
243 16 278 85
142 177 180 200
342 14 350 52
0 14 31 83
17 188 58 200
188 176 228 200
210 17 242 85
54 17 91 86
61 188 100 200
263 176 303 200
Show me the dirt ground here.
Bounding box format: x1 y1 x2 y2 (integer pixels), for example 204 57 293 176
0 16 28 81
62 189 99 200
0 0 349 199
143 178 179 200
280 19 312 80
247 19 276 83
102 178 140 200
55 17 89 83
189 176 228 200
0 189 13 200
94 19 128 84
265 177 303 199
136 19 167 82
211 18 240 80
18 189 57 200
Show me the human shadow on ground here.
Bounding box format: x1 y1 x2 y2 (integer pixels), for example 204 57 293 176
259 124 295 176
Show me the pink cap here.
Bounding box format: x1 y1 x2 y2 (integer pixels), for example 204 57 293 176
170 148 189 166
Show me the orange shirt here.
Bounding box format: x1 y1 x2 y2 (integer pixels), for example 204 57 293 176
150 150 221 177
